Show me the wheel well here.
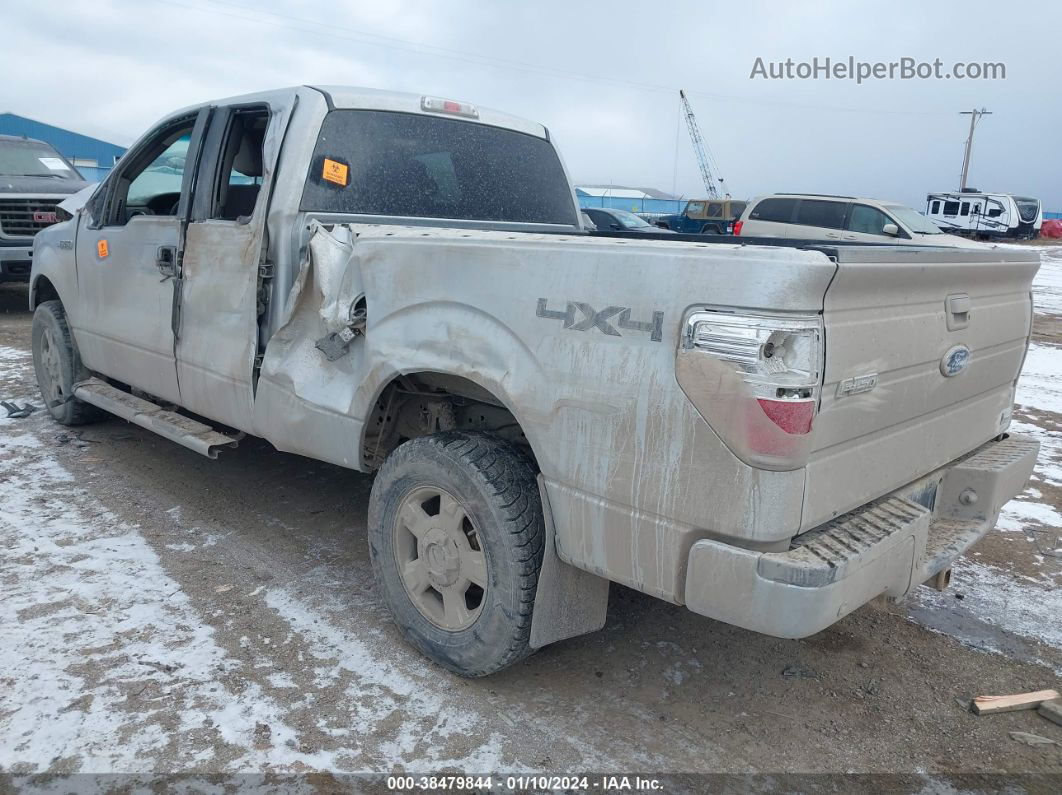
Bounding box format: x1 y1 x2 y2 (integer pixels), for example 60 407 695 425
32 276 60 308
361 372 537 472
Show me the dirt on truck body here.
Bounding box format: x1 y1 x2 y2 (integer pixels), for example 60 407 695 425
28 84 1040 676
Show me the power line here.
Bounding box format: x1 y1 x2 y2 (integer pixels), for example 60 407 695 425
143 0 955 118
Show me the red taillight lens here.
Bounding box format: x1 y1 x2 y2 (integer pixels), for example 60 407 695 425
733 220 743 236
676 311 824 470
757 398 815 435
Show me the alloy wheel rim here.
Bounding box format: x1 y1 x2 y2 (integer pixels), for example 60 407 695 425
39 327 64 406
393 485 487 631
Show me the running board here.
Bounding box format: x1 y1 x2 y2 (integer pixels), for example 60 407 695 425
73 378 240 459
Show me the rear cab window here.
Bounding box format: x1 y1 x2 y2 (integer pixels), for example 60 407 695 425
300 110 577 226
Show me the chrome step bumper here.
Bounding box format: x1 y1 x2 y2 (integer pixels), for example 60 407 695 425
684 435 1039 638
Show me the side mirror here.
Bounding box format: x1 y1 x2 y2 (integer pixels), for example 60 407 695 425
610 223 622 230
882 223 899 237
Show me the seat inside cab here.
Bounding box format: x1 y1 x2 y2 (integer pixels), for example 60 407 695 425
216 110 268 221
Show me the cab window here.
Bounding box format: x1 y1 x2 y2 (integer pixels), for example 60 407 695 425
102 116 197 225
846 204 892 235
706 202 723 218
210 107 269 221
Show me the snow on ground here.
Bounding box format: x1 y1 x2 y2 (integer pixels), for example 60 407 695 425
1032 245 1062 316
0 346 512 774
1008 342 1062 493
0 347 342 772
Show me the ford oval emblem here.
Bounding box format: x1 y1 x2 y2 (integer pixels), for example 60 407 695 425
940 344 971 377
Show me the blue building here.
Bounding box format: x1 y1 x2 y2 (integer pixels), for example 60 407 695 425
0 112 126 183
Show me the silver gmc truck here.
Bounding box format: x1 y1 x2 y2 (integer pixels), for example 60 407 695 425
1 134 88 282
29 86 1040 676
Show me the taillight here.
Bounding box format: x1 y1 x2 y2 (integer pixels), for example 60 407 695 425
732 220 744 236
676 310 824 470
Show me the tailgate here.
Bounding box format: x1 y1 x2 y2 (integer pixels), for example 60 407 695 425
801 245 1038 531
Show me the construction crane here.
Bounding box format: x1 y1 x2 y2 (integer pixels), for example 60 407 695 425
679 89 729 198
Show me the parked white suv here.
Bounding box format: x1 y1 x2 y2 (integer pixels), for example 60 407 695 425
734 194 980 247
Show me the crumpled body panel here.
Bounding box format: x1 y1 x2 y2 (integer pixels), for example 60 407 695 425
253 224 836 600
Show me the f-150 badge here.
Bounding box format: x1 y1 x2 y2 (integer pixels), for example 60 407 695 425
537 299 663 342
836 373 878 398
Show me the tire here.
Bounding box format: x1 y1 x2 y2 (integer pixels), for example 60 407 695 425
31 300 104 426
701 224 720 235
368 431 544 676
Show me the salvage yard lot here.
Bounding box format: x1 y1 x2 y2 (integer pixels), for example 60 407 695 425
1 247 1061 777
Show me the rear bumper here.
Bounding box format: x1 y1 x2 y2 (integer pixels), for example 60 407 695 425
684 435 1039 637
0 243 33 282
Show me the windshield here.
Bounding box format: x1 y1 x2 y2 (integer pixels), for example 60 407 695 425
884 204 943 235
610 209 651 228
0 139 80 179
301 110 577 225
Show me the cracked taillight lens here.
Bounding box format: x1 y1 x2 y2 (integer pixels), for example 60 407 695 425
677 310 824 470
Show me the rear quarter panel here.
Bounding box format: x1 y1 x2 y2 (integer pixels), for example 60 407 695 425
262 226 837 602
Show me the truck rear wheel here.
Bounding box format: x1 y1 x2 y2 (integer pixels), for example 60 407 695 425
31 300 103 426
368 431 544 676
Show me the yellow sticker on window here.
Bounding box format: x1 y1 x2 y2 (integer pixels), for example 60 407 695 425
322 158 349 186
97 239 109 258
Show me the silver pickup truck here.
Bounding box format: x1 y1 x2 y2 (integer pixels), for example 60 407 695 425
29 86 1040 676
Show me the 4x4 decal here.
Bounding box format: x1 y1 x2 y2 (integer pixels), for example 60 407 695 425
536 299 664 342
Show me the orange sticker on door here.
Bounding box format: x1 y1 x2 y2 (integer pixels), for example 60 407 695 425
96 239 109 258
322 158 349 186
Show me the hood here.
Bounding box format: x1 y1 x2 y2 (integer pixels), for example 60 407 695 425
0 173 90 196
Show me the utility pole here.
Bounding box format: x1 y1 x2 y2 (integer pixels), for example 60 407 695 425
959 107 991 191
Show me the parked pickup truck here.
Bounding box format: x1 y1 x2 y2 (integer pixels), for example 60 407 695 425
1 134 88 282
30 86 1040 677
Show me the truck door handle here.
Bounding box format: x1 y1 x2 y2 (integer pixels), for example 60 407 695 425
156 245 177 279
824 232 840 239
946 293 971 330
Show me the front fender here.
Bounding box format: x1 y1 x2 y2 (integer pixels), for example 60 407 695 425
29 217 79 311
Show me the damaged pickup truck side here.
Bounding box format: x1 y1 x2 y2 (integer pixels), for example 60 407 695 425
30 86 1040 676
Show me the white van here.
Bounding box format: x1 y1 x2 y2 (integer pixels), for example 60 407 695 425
735 194 979 247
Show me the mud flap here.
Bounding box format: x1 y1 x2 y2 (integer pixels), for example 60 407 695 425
529 475 610 649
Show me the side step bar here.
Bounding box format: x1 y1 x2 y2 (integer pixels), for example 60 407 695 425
73 378 240 459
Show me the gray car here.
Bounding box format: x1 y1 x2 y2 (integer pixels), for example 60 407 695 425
584 207 676 234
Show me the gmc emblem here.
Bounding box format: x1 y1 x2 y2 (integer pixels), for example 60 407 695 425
33 211 58 224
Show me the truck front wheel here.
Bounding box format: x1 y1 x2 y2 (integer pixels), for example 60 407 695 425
368 431 544 676
31 300 103 426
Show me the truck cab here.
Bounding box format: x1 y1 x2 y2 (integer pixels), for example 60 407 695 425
654 197 746 234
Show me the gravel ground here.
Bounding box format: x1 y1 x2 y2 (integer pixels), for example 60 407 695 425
1 248 1061 784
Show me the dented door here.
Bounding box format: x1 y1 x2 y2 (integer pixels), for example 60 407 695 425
173 96 298 433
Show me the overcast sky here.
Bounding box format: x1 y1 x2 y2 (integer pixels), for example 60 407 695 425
4 0 1060 209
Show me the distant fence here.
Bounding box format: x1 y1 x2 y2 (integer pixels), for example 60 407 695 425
577 195 685 214
1046 211 1062 220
